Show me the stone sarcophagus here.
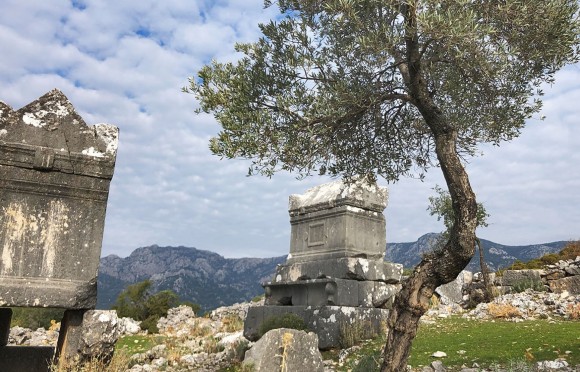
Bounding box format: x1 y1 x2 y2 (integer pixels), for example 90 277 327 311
245 178 403 349
0 89 118 309
287 180 387 263
0 89 118 369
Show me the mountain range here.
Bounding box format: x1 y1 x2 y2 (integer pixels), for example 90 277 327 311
97 245 286 313
97 234 569 312
385 233 568 272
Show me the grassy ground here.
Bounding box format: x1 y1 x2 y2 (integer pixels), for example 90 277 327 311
115 334 167 355
111 317 580 371
409 317 580 368
337 317 580 371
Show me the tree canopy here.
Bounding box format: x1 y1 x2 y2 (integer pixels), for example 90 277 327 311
112 280 184 333
190 0 579 181
189 1 579 370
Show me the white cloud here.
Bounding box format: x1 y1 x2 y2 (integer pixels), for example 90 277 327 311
0 1 578 260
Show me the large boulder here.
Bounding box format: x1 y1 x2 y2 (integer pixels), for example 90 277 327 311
78 310 121 363
549 276 580 295
118 317 141 335
436 270 472 304
499 270 543 287
243 328 324 372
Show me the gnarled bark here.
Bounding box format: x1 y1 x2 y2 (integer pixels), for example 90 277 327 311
380 130 478 372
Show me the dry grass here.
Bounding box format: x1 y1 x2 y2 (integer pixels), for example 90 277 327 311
280 332 294 372
189 319 213 338
339 320 379 349
219 314 245 333
566 303 580 320
488 303 522 319
202 335 225 354
50 352 131 372
429 294 440 309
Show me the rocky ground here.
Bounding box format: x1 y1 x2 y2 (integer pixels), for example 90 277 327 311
7 289 579 371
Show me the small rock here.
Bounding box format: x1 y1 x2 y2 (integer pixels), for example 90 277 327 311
431 360 446 371
152 357 166 367
180 354 197 365
338 345 361 364
431 351 447 358
118 317 141 335
536 359 569 370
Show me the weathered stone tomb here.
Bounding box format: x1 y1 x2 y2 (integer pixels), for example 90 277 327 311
244 178 402 349
0 89 118 370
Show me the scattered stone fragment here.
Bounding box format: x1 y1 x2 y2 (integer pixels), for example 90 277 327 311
430 360 446 371
430 351 447 358
536 359 569 371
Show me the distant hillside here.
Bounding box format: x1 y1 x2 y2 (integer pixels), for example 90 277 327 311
385 233 568 271
97 245 286 312
98 236 569 312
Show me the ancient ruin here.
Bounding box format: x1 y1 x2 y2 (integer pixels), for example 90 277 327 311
0 89 118 370
244 178 402 349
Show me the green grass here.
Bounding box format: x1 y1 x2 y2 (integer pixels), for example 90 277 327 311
409 317 580 369
336 317 580 371
114 317 580 371
115 334 166 355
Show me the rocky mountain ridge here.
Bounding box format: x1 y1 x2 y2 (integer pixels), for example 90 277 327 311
97 234 569 311
97 245 286 312
385 233 568 271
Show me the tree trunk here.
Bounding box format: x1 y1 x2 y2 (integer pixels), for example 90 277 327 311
477 238 493 303
380 130 478 372
379 4 479 369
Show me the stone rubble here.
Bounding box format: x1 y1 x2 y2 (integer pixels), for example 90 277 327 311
6 258 579 371
6 289 579 371
464 289 578 320
8 325 59 346
129 303 254 371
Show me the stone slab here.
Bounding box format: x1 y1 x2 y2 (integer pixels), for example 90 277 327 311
357 281 400 308
288 177 388 215
0 89 117 309
264 278 359 307
272 257 402 283
0 346 53 372
264 278 398 308
436 270 473 304
549 276 580 294
499 270 543 287
244 305 389 350
0 277 96 309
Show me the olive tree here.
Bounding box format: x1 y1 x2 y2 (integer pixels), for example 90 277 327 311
188 1 579 370
428 185 493 302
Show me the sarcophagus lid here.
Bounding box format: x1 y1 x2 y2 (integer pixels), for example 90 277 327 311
0 89 118 309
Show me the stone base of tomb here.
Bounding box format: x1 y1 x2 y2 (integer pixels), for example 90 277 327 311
264 278 399 308
0 346 53 372
272 257 402 283
244 305 389 350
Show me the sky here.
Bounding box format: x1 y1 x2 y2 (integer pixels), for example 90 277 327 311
0 1 578 259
